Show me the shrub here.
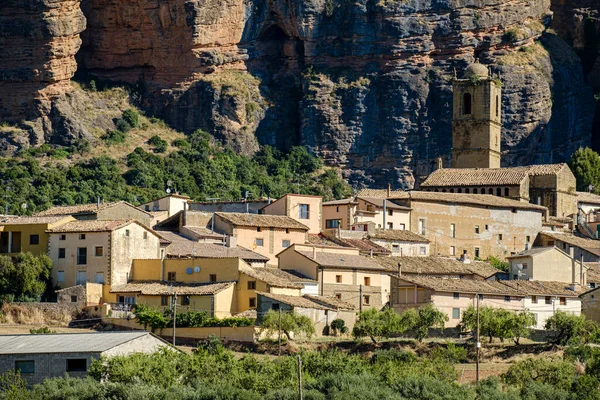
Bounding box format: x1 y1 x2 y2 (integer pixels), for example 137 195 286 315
171 139 190 149
545 310 597 345
330 318 348 336
122 109 140 129
501 358 577 392
430 343 468 364
352 307 408 343
134 304 170 333
30 326 56 334
148 135 168 153
261 310 315 340
115 119 132 133
503 29 520 43
103 129 126 144
0 370 28 400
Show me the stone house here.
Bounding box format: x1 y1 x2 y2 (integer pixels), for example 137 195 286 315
535 231 600 262
391 275 582 329
213 212 309 265
36 201 154 226
256 292 356 335
388 191 547 260
322 196 410 231
56 282 103 306
276 244 390 310
262 194 322 235
0 215 74 256
0 332 171 385
507 246 587 285
576 191 600 223
581 287 600 323
419 164 577 218
367 229 430 256
46 220 163 301
138 193 190 219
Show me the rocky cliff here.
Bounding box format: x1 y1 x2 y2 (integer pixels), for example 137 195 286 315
0 0 598 187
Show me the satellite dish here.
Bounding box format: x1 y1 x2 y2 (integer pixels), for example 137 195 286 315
194 266 200 273
166 188 171 194
185 267 193 275
516 264 523 271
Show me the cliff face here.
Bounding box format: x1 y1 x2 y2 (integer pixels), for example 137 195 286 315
0 0 596 187
0 0 87 148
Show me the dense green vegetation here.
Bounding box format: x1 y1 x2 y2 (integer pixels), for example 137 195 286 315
0 130 351 215
5 337 600 400
0 253 52 302
460 306 536 345
569 147 600 193
260 310 315 340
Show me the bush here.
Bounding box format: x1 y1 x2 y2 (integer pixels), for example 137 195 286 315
30 326 56 334
115 119 132 133
430 343 468 364
171 139 190 149
103 129 126 144
330 318 348 336
544 310 597 345
503 29 520 43
261 310 315 340
148 135 168 153
122 109 140 129
501 358 577 392
134 304 169 333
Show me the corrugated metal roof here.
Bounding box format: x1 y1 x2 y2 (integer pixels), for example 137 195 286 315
0 332 155 354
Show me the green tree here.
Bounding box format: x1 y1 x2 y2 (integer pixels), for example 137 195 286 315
0 370 29 400
460 306 534 344
352 307 408 343
569 147 600 193
402 304 448 342
501 357 577 392
486 256 509 273
544 310 597 345
0 253 53 302
509 311 537 345
134 304 170 333
260 310 315 340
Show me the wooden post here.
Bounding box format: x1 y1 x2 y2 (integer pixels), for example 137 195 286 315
359 284 363 313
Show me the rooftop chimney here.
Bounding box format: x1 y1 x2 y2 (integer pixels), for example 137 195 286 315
313 246 317 259
225 235 237 248
387 184 391 197
436 156 443 170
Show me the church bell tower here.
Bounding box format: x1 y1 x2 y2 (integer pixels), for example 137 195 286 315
451 63 502 169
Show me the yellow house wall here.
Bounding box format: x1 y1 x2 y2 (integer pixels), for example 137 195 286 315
110 223 161 287
322 204 354 230
237 272 267 312
214 283 235 317
277 249 319 279
269 287 302 296
355 199 411 230
233 226 306 265
285 196 322 235
131 293 215 315
162 257 242 283
3 218 73 256
131 259 163 281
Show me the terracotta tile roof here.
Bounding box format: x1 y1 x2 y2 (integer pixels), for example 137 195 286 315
111 281 234 295
296 250 385 271
279 269 318 283
577 191 600 205
357 189 406 198
376 256 501 278
235 309 257 319
0 215 72 225
257 292 352 310
500 280 584 296
182 226 225 239
160 231 268 261
390 191 548 212
397 276 518 295
306 234 340 247
36 201 152 217
215 212 309 230
585 262 600 283
539 232 600 255
46 220 132 233
357 197 411 211
368 229 430 243
322 198 358 206
241 267 304 289
334 238 391 255
420 164 569 187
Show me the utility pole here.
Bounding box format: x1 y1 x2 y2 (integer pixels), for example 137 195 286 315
278 307 282 356
476 293 480 383
297 355 303 400
359 284 363 313
171 286 177 347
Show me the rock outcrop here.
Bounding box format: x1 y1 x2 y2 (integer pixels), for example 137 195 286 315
0 0 87 146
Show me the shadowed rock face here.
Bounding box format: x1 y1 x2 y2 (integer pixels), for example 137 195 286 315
0 0 597 188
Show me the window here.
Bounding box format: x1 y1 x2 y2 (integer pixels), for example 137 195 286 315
478 294 484 300
465 188 470 194
248 281 256 290
71 295 78 303
209 274 217 282
336 206 339 212
522 263 528 270
282 240 291 248
387 222 393 229
143 232 148 240
453 292 460 299
29 234 39 245
504 296 511 302
249 297 256 308
57 270 64 283
474 247 480 258
545 296 552 305
475 225 480 234
271 303 280 310
531 295 537 304
77 247 87 265
285 228 290 234
472 188 478 194
364 277 371 286
363 295 370 305
498 234 503 241
58 248 66 259
79 234 86 240
255 238 264 247
392 244 400 252
452 308 460 319
388 209 393 216
161 296 169 306
496 188 501 196
496 95 499 117
463 93 472 115
95 246 103 257
181 296 190 306
419 247 426 255
326 219 341 229
526 236 531 243
336 275 342 283
76 271 86 285
399 223 406 230
418 218 426 235
66 359 87 372
59 234 66 241
560 297 567 306
95 272 104 284
145 205 150 211
167 272 176 282
488 188 494 195
15 360 34 374
485 225 488 231
125 229 130 237
450 246 455 256
299 204 310 219
450 224 456 238
504 188 509 196
256 227 262 232
335 293 342 300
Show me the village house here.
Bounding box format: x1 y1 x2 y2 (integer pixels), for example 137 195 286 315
261 194 322 235
535 231 600 262
322 196 410 231
113 256 306 316
576 191 600 221
367 229 430 256
46 220 163 302
387 191 547 260
0 215 74 256
580 286 600 323
374 256 501 281
276 244 390 310
36 201 154 227
138 193 190 219
507 246 587 286
213 212 309 265
0 332 172 385
187 199 271 214
391 275 582 329
256 292 356 334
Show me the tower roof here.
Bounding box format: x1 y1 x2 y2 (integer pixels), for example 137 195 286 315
463 63 489 79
